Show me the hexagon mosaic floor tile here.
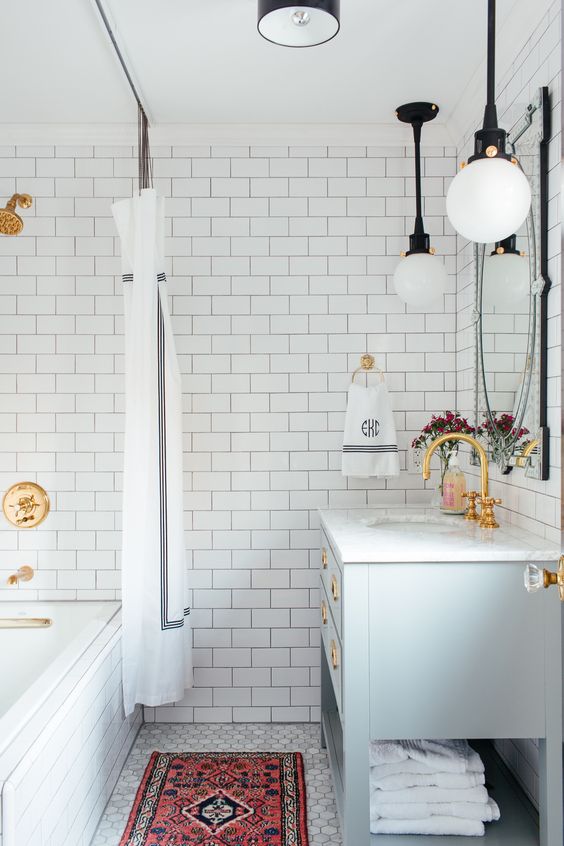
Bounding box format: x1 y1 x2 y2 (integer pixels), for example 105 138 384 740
91 723 342 846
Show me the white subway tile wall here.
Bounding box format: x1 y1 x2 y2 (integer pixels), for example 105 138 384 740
0 142 456 723
455 1 561 806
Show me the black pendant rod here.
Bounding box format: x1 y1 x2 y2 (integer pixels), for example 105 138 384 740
487 0 496 107
412 120 424 234
395 102 438 254
483 0 499 131
469 0 509 162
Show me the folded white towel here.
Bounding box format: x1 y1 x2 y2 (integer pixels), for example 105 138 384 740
369 757 484 780
370 816 486 836
371 785 489 807
370 769 485 791
369 739 485 774
342 382 400 478
370 797 500 822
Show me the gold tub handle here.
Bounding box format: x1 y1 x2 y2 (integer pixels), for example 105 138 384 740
330 640 338 670
331 575 339 601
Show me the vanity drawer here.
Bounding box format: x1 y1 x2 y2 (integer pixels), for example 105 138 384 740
320 533 342 638
321 586 342 716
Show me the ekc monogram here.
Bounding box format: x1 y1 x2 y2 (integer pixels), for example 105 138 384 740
361 419 380 437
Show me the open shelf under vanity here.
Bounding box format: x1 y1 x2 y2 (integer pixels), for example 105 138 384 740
322 706 540 845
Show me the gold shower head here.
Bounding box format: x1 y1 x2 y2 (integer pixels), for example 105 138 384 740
0 194 33 235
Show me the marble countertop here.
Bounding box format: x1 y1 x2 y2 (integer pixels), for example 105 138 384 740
319 506 560 564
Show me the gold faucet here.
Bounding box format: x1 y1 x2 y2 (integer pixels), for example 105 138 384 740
514 438 539 469
421 432 502 529
7 565 34 585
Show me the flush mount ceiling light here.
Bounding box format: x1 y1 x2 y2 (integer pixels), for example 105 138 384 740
393 102 448 308
446 0 531 244
258 0 340 47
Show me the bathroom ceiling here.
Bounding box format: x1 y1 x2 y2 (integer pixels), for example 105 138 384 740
3 0 136 124
1 0 539 130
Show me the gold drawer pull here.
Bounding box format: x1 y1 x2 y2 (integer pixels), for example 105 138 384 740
0 617 52 628
331 574 339 601
321 600 328 625
330 639 338 670
321 547 328 569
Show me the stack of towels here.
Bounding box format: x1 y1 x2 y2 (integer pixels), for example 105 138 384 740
369 739 500 837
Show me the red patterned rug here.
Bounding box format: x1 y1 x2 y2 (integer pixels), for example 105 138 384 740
119 751 309 845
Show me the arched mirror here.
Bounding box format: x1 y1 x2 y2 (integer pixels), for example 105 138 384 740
474 87 551 479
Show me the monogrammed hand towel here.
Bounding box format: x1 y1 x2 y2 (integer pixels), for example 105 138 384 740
342 382 400 478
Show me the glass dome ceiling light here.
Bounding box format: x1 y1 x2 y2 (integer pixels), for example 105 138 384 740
258 0 340 47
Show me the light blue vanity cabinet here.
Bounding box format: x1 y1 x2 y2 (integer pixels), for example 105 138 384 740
319 508 563 846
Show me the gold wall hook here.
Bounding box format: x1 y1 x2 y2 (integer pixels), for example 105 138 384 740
351 354 385 384
3 482 50 528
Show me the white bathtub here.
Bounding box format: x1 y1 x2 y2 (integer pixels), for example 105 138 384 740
0 602 142 846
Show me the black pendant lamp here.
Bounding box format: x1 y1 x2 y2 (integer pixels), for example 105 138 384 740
393 102 448 308
258 1 340 47
446 0 531 243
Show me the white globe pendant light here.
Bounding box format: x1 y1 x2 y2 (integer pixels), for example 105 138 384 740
482 235 530 309
393 102 448 308
394 252 448 308
446 0 531 243
258 1 340 47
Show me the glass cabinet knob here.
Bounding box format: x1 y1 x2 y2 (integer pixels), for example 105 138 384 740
524 563 543 593
524 558 564 601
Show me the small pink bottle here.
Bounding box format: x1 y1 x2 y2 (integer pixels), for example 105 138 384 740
441 453 466 514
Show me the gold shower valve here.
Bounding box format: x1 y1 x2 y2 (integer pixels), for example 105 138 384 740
3 482 49 528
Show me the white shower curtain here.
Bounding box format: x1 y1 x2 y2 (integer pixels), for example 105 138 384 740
113 188 192 716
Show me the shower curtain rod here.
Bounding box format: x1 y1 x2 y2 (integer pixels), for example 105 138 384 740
91 0 150 121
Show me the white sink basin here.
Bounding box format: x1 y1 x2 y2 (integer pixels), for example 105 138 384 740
370 520 461 535
364 514 463 535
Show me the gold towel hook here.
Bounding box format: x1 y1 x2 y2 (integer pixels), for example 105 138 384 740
351 354 384 384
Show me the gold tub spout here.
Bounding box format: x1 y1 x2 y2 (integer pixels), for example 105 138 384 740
7 565 34 585
421 432 502 529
